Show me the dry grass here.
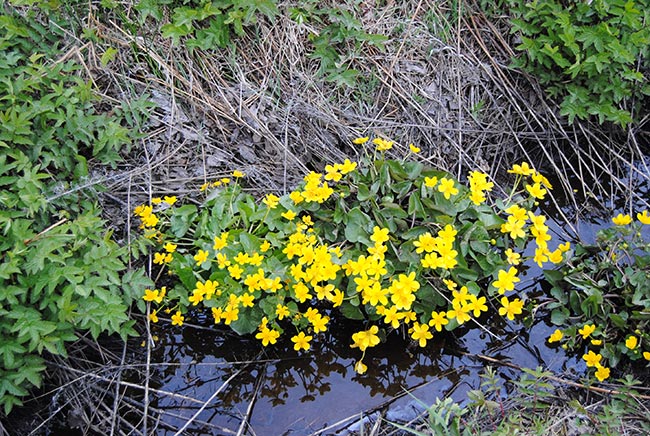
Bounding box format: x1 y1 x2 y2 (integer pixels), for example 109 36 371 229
4 0 649 434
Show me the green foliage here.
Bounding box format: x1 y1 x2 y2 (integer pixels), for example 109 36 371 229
509 0 650 127
290 2 387 87
0 5 153 415
545 213 650 371
135 0 279 49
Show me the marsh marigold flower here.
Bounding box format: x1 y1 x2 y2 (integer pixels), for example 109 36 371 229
291 332 312 351
492 267 520 294
595 365 610 382
612 213 632 225
194 249 209 266
548 329 563 343
352 136 369 145
373 137 393 150
232 170 245 178
625 335 638 350
498 296 524 321
583 350 601 367
351 326 380 351
437 177 459 199
354 360 368 374
508 162 535 176
171 311 184 326
409 144 421 153
636 210 650 224
411 322 433 347
578 324 596 339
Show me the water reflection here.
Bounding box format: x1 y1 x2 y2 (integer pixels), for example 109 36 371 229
139 305 567 435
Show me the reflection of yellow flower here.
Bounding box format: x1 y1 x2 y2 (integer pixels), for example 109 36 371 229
625 335 638 350
548 329 563 343
637 210 650 224
612 213 632 225
354 360 368 374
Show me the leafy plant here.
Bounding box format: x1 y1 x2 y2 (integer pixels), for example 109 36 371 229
135 0 279 49
544 211 650 376
289 2 387 87
509 0 650 126
0 5 152 414
135 137 569 373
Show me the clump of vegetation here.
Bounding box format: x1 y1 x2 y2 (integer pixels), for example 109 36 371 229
509 0 650 126
386 366 650 435
135 136 569 374
545 212 650 380
0 6 152 414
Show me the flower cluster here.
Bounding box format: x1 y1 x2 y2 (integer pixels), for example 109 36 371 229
546 210 650 381
134 137 573 375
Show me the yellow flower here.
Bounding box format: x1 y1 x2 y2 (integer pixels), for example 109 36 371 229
625 335 638 350
424 176 438 188
289 190 303 205
163 242 177 253
508 162 535 176
232 170 245 178
153 252 167 265
492 267 520 294
636 210 650 225
352 136 369 145
281 210 297 221
324 164 342 182
548 329 563 343
260 240 271 252
373 137 394 151
505 248 521 265
578 324 596 339
354 360 368 374
194 249 209 266
339 159 357 174
263 193 280 209
591 339 602 346
151 197 162 205
558 242 571 252
466 295 488 317
643 351 650 361
275 304 290 320
437 177 459 199
213 232 229 250
594 365 610 382
255 327 280 346
143 288 159 302
428 311 448 332
525 182 547 200
351 325 380 351
370 226 390 244
148 310 159 323
171 311 184 326
409 144 421 153
410 322 433 347
612 213 632 225
583 350 601 367
291 332 313 351
498 296 524 321
163 195 177 205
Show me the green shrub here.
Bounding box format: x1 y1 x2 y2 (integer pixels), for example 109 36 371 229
0 6 152 414
509 0 650 127
134 0 279 49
